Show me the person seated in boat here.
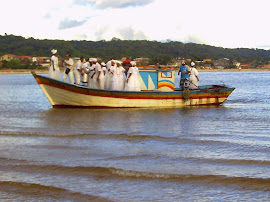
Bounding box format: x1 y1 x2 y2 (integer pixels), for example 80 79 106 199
124 61 141 91
81 58 90 86
178 61 190 90
105 59 115 90
110 61 125 91
74 56 84 85
189 62 199 90
62 54 74 84
48 49 61 80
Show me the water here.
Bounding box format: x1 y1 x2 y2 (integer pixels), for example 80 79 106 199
0 71 270 201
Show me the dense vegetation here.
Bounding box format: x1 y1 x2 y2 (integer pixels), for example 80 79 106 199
0 59 42 69
1 34 270 65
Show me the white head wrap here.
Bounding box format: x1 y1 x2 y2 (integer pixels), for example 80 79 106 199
89 58 94 62
191 62 195 67
92 58 97 62
101 62 106 66
115 60 122 64
130 61 136 66
51 49 57 54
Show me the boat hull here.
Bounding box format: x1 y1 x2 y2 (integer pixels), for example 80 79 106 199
32 72 235 108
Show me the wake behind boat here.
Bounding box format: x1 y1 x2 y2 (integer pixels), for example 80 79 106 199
31 68 235 108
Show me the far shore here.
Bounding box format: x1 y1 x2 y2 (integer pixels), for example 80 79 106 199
0 68 270 75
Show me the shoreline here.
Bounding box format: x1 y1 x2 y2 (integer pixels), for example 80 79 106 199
0 68 270 75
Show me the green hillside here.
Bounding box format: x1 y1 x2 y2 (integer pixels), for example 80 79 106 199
1 34 270 64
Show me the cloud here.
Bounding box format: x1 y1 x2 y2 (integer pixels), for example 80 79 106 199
94 26 110 40
58 18 87 30
43 12 51 19
183 35 208 45
117 27 148 40
73 0 154 9
73 33 88 40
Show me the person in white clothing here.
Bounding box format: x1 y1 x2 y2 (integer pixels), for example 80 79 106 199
189 62 199 90
74 56 84 85
81 58 90 86
87 58 97 88
48 49 60 80
99 62 107 89
62 54 74 84
110 61 125 91
95 61 104 89
105 59 115 90
125 61 140 91
101 62 107 77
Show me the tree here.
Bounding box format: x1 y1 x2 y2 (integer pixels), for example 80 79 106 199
149 54 173 65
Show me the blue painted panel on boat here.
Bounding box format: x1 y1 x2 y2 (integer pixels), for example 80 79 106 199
149 72 158 88
139 71 149 89
139 71 158 89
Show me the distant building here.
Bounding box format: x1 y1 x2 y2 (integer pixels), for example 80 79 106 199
213 58 230 68
240 63 251 69
261 64 270 69
217 66 224 69
33 56 50 66
134 57 150 65
0 54 32 64
0 54 18 61
17 55 32 64
233 62 241 68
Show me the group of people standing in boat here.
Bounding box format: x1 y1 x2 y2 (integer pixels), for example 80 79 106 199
48 49 140 91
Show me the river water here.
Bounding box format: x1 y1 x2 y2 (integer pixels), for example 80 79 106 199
0 71 269 201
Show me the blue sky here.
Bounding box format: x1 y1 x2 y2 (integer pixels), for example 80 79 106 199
1 0 270 49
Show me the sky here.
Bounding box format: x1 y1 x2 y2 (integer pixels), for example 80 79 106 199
1 0 270 50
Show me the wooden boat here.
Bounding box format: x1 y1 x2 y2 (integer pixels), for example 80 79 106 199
31 70 235 108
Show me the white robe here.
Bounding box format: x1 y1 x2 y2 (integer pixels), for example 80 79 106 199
95 63 105 89
189 67 199 89
105 61 113 89
125 66 140 91
63 58 74 84
87 64 97 88
102 66 107 89
74 60 82 85
110 66 125 91
81 62 89 85
48 55 60 80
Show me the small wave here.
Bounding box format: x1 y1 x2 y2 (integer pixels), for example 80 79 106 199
229 98 260 104
0 181 112 201
0 164 269 191
0 157 29 164
0 130 242 145
2 131 269 155
210 158 270 166
111 168 270 191
0 130 174 141
180 156 270 166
